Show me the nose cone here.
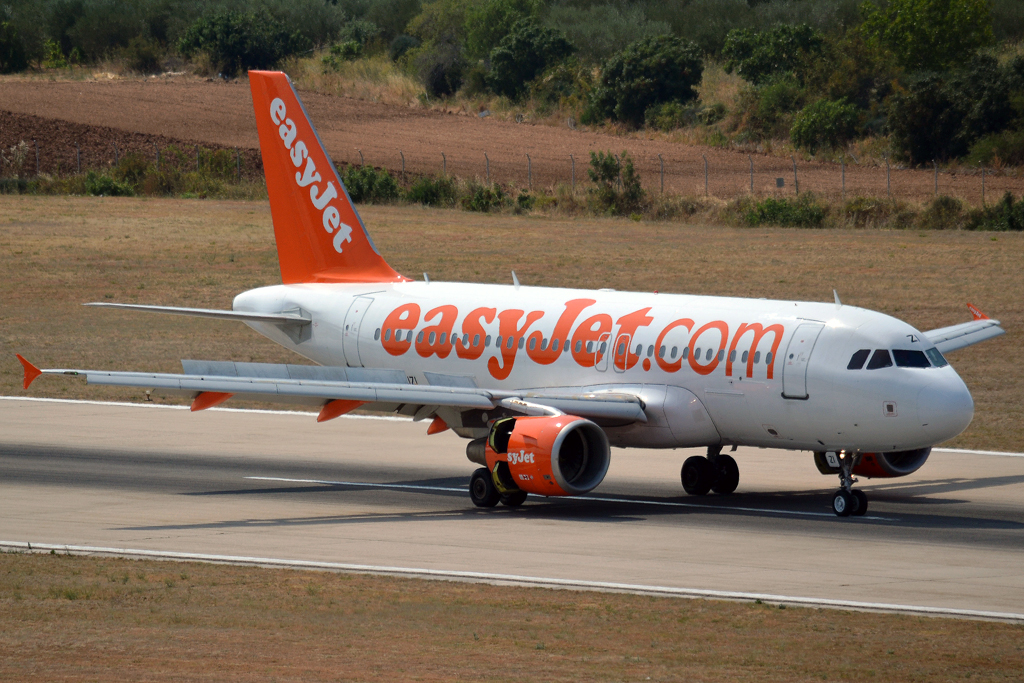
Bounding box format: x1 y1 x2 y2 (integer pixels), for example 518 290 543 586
917 374 974 442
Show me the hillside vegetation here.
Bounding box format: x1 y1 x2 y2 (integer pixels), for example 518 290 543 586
2 0 1024 167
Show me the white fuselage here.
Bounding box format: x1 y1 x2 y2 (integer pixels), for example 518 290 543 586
234 282 974 454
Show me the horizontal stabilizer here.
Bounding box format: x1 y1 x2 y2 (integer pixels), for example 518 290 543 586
85 303 311 326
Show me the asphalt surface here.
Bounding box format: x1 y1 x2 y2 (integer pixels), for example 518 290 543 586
2 398 1023 616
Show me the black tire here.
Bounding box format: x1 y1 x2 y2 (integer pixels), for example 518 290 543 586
711 454 739 494
852 489 868 516
470 468 500 508
681 456 714 495
500 490 528 507
832 489 854 517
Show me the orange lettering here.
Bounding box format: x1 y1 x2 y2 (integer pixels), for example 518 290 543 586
613 307 655 371
456 307 496 360
488 309 544 380
688 321 729 376
654 318 695 372
380 303 420 356
571 313 613 368
415 305 459 358
526 299 596 365
727 323 784 379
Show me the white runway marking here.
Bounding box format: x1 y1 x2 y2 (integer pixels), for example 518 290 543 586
244 476 894 520
2 541 1019 623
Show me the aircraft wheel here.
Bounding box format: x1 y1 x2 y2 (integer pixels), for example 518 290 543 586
500 491 528 507
832 489 854 517
470 468 500 508
851 489 868 516
681 456 714 496
711 454 740 495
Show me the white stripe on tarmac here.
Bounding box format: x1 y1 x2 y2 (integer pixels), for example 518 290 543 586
4 397 1023 456
2 541 1020 624
244 476 893 520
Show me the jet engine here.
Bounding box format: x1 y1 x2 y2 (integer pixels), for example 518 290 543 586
813 448 932 478
468 415 611 496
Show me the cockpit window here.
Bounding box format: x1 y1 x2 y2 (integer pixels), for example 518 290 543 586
847 349 871 370
866 349 893 370
925 347 948 368
893 349 930 368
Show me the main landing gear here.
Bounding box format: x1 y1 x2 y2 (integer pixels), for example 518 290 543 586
831 451 868 517
681 446 739 496
469 466 528 508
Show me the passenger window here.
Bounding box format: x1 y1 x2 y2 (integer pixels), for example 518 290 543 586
893 349 930 368
384 329 392 342
484 335 492 347
586 341 593 353
462 333 469 346
439 332 446 345
659 345 666 358
473 334 480 347
706 349 714 362
670 346 678 359
729 350 736 362
599 341 607 354
617 342 625 355
508 337 515 350
682 347 689 359
925 347 948 368
866 349 893 370
529 337 537 351
716 350 724 362
552 339 559 351
741 350 748 363
518 337 524 349
754 351 761 364
417 331 424 343
635 344 642 356
428 332 436 345
694 347 700 360
541 338 548 350
647 345 654 357
374 328 381 340
766 352 773 365
847 349 870 370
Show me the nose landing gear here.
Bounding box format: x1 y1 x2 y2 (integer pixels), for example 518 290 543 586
832 451 868 517
681 446 740 496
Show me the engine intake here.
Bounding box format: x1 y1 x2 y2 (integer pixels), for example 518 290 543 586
475 416 611 496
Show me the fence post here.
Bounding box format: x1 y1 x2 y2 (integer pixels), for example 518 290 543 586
702 154 708 197
791 155 799 195
658 153 664 194
841 158 845 200
981 165 985 206
357 149 364 167
400 150 405 182
154 143 159 170
934 162 938 197
570 154 575 194
880 154 888 197
113 142 118 166
527 154 532 191
34 139 39 176
748 155 753 194
76 142 81 174
484 153 489 183
442 152 446 176
236 148 240 181
195 145 200 171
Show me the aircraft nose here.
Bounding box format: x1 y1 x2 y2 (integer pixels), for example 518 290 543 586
917 374 974 441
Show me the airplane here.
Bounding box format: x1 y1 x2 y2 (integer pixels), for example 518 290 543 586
16 71 1006 518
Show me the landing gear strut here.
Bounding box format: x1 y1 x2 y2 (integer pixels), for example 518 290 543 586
681 446 739 496
831 451 868 517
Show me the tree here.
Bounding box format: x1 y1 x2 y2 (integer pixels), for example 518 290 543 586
790 99 860 153
178 10 307 76
587 35 703 128
860 0 994 72
464 0 541 60
722 24 823 86
487 19 573 100
0 21 28 73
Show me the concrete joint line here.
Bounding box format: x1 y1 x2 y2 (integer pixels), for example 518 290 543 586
2 541 1021 624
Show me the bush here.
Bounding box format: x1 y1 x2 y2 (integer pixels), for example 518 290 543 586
415 41 463 98
967 129 1024 167
790 99 859 153
389 34 419 61
528 58 593 109
587 35 703 128
743 194 826 227
861 0 994 72
722 24 823 86
916 195 966 230
968 192 1024 231
544 4 671 64
84 171 133 197
0 20 28 73
464 0 542 60
341 165 400 203
406 175 457 206
487 19 573 101
122 35 161 74
178 10 307 76
733 78 805 141
323 41 361 69
461 182 509 212
587 150 645 215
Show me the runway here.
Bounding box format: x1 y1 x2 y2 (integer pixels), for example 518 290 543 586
2 398 1023 617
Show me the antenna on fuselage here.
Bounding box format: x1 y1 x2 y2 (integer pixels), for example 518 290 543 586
512 271 520 289
834 289 842 308
424 272 431 284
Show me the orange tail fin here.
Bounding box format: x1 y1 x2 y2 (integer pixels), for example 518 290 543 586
248 71 408 285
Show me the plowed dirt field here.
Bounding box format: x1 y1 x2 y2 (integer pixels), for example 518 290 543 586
2 75 1022 203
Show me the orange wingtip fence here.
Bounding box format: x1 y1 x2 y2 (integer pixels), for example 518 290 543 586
966 303 990 321
16 354 42 390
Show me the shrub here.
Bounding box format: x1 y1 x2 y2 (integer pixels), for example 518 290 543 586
341 165 400 203
487 19 573 101
587 35 703 128
112 152 151 188
544 4 671 64
415 41 463 98
0 140 29 177
406 175 457 206
722 24 823 86
42 38 69 68
790 99 859 153
464 0 542 60
916 195 966 230
389 34 419 61
967 129 1024 167
178 10 306 76
338 20 381 47
0 20 28 73
733 78 805 141
84 171 133 197
323 41 362 69
587 150 645 215
860 0 993 72
122 35 161 74
461 182 509 212
967 192 1024 231
528 58 593 109
743 195 826 227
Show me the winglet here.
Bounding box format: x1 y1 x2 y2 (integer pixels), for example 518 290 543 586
15 354 42 390
967 303 990 321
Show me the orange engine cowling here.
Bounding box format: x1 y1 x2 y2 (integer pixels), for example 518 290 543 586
484 415 611 496
814 448 931 478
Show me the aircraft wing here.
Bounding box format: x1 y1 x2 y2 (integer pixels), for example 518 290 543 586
923 304 1005 353
17 357 647 424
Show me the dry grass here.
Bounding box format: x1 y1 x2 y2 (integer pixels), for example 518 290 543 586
1 195 1021 450
1 551 1022 682
284 52 424 107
